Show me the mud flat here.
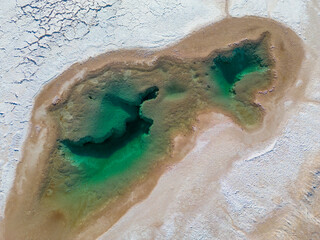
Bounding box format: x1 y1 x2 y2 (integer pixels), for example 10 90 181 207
2 17 304 240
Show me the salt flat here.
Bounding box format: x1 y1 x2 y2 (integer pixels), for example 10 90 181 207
1 0 320 239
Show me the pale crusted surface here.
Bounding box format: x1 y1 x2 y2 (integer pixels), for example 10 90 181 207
1 0 320 239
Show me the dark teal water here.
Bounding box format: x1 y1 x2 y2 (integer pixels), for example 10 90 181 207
210 42 269 96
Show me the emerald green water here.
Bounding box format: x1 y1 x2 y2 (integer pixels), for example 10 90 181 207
42 37 272 225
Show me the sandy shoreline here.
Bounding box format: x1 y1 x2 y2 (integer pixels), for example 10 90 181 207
2 16 305 239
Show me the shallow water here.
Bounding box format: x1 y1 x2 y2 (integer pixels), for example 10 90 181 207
39 36 272 227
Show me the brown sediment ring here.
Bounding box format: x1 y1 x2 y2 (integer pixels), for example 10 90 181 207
3 16 304 240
